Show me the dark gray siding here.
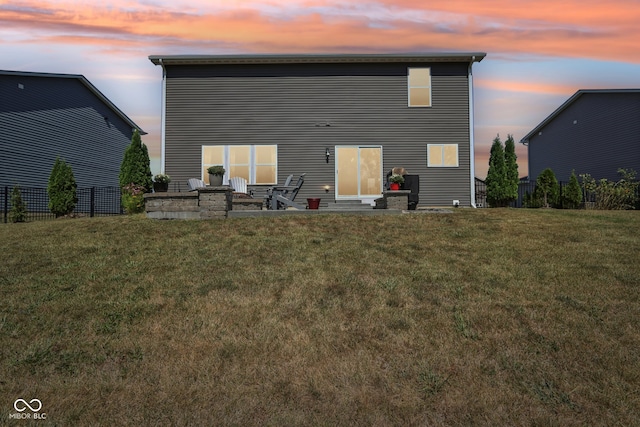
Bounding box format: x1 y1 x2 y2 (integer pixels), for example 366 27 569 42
164 62 472 206
528 92 640 182
0 74 135 189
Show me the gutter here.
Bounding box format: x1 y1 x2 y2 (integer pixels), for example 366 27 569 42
159 58 167 174
468 56 477 208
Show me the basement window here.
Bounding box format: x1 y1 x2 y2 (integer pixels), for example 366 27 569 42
408 68 432 107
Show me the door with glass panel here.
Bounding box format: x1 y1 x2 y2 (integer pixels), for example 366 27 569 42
335 146 382 199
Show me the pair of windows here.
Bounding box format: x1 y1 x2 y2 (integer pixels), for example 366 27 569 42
202 145 277 185
428 144 458 167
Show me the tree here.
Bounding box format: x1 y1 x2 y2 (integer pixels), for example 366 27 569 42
485 135 509 207
535 168 559 208
47 157 78 217
119 129 152 191
504 134 519 204
9 185 27 223
563 170 583 209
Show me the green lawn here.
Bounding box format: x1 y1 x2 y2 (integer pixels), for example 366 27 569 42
1 209 639 425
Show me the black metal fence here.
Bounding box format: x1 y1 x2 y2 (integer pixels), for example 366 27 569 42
475 180 571 208
2 186 124 223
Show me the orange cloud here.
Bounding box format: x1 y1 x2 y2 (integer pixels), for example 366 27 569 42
1 0 639 64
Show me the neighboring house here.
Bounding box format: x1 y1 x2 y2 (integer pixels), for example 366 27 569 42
0 70 145 189
149 53 486 206
520 89 640 182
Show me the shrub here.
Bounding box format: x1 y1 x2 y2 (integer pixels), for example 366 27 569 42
9 186 28 223
535 168 559 208
486 136 509 207
121 183 146 214
207 165 225 176
562 170 583 209
504 135 519 204
47 157 78 217
580 169 639 210
119 129 152 191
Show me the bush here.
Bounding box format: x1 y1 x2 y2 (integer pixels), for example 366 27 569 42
121 183 146 214
9 186 27 223
119 129 152 191
535 168 559 208
562 170 583 209
47 157 78 217
580 169 639 210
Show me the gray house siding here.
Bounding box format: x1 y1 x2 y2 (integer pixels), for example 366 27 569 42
0 72 143 189
523 90 640 182
158 56 481 206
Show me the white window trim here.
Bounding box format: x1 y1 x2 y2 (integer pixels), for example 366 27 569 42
408 67 432 108
202 145 278 185
427 144 459 167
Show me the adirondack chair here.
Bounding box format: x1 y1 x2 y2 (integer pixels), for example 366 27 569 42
229 176 253 198
266 173 306 210
187 178 206 191
264 174 293 205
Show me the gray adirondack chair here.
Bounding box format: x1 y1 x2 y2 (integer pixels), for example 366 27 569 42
265 174 306 210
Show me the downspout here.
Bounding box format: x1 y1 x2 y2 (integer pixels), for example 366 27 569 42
159 58 167 174
468 57 477 208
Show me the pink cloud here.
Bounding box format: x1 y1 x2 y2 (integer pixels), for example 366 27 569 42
1 0 638 63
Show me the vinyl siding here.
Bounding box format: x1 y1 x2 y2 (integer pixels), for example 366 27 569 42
164 62 472 205
528 92 640 182
0 74 136 188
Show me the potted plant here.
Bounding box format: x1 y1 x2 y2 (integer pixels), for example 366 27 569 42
389 174 404 190
207 165 225 186
153 173 171 192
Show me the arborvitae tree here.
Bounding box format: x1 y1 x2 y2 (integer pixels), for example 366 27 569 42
9 185 27 223
47 157 78 217
485 136 509 207
535 168 559 208
504 134 519 204
563 170 583 209
119 129 152 191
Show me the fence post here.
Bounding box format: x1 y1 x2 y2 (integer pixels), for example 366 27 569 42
3 186 7 223
90 187 96 217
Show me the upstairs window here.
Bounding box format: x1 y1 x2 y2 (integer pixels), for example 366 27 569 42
408 68 432 107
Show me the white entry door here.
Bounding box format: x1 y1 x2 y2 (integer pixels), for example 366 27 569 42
335 146 382 199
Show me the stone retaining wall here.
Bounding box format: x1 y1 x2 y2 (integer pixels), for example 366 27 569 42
144 187 233 220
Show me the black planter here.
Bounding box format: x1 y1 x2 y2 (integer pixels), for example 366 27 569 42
153 182 169 192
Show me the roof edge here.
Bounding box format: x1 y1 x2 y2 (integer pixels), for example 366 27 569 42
149 52 486 66
0 69 146 135
519 88 640 144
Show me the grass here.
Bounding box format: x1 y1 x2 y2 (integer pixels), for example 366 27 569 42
1 209 639 425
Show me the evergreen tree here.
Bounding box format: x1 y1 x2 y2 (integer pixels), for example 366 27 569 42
485 136 508 207
504 134 519 204
9 185 28 223
563 170 583 209
535 168 559 208
47 157 78 217
119 129 152 191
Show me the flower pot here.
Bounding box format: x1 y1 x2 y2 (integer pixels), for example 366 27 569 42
209 174 223 186
307 198 321 210
389 183 400 190
153 182 169 192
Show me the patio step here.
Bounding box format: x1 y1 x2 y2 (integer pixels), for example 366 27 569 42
326 200 374 210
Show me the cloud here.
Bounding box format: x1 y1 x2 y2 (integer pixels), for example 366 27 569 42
1 0 638 62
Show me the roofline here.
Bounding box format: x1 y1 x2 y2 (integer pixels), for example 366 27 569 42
519 88 640 144
0 70 146 135
149 52 486 66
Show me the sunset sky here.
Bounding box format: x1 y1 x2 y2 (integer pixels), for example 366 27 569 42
2 0 639 178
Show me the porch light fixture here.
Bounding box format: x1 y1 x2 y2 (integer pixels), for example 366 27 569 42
324 185 330 193
325 148 330 163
